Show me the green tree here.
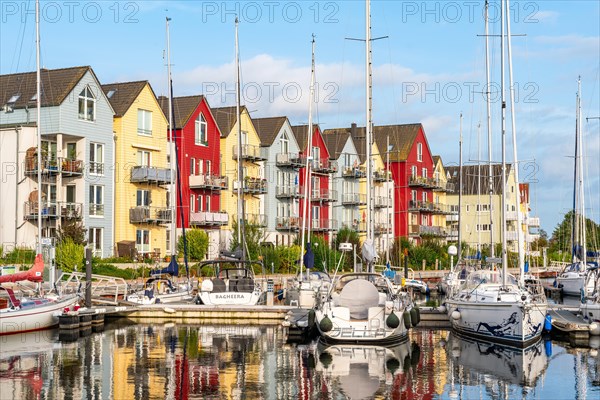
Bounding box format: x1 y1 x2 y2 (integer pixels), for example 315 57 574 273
56 238 84 273
56 219 86 245
230 219 264 262
178 229 209 261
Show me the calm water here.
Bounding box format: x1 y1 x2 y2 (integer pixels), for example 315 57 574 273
0 321 598 400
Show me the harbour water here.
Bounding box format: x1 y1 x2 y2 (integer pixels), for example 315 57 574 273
0 321 598 399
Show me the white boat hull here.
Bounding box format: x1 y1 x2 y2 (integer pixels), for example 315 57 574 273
0 295 79 335
556 274 594 296
198 290 262 306
127 291 192 305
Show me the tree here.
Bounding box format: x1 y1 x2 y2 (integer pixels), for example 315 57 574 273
230 219 264 262
56 219 86 245
56 238 84 273
178 229 208 261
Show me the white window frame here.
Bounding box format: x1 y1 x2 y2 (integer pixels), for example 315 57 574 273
417 143 423 162
422 168 427 179
88 228 103 258
89 143 104 176
190 195 195 213
190 158 196 176
195 113 208 145
137 150 151 167
89 185 104 217
78 86 96 122
411 165 417 178
197 194 204 212
206 195 211 212
136 229 150 254
137 109 152 136
136 189 150 207
280 133 289 154
422 192 427 202
411 190 417 202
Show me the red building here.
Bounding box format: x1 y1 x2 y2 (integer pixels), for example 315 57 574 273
159 96 227 253
291 124 338 240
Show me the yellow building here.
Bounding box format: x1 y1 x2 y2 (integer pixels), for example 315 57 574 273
432 156 455 240
212 106 266 247
102 81 170 259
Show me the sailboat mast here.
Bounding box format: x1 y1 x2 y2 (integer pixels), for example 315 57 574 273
500 0 508 285
505 0 525 284
365 0 373 245
299 35 316 276
477 122 481 257
386 134 390 265
577 77 587 266
235 17 246 261
572 82 580 263
458 113 463 260
485 0 494 258
166 17 177 258
35 0 42 254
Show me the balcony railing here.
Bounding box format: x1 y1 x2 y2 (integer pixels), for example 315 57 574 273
89 203 104 217
446 214 459 222
374 224 392 235
341 193 366 206
276 185 304 199
130 166 171 185
408 200 454 214
408 225 447 237
276 153 305 168
312 159 338 174
233 177 267 194
24 158 60 176
23 201 58 220
276 216 301 231
129 206 172 224
59 202 82 220
342 166 366 179
235 213 267 227
58 157 84 176
373 169 392 182
189 174 228 190
190 211 229 227
527 217 540 227
505 211 519 221
89 162 104 175
232 144 267 161
311 218 338 232
342 221 366 232
505 230 519 241
311 188 337 202
373 196 391 208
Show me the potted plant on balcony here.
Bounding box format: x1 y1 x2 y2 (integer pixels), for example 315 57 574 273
62 148 81 172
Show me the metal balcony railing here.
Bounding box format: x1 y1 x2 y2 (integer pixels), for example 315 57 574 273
311 218 338 232
89 203 104 217
24 158 60 176
189 174 228 190
233 177 268 194
312 159 338 174
373 169 392 182
233 144 267 161
129 206 172 224
341 193 366 206
59 202 83 220
276 153 305 168
276 185 304 199
190 211 229 227
342 165 366 179
23 201 59 219
58 157 84 176
130 166 171 185
275 216 301 231
311 188 337 202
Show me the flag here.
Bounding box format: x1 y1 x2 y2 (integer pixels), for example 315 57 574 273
303 242 315 269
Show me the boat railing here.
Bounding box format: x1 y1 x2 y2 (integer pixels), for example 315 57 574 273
56 272 128 305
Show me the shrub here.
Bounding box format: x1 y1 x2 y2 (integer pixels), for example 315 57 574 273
178 229 209 261
56 238 84 273
1 247 36 264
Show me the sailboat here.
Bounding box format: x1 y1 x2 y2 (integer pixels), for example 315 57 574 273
444 0 548 347
196 17 265 306
556 78 598 297
0 0 78 335
314 0 412 345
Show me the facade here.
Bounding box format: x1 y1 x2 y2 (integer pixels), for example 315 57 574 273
159 95 227 259
0 66 115 257
291 124 338 243
102 81 169 259
253 116 301 246
213 106 266 249
431 156 456 240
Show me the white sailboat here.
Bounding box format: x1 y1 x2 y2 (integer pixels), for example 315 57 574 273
315 0 412 345
196 17 265 306
445 0 547 347
556 77 597 297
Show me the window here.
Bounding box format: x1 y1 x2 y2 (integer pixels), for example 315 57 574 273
411 190 417 202
206 195 211 212
197 195 204 212
41 183 57 203
78 87 96 121
88 228 103 258
206 160 211 175
344 153 351 169
422 168 427 179
312 146 320 167
190 195 195 213
66 185 76 205
137 109 152 136
66 143 77 160
89 143 104 175
136 229 150 254
190 158 196 175
411 165 417 178
197 159 204 176
417 143 422 162
422 192 427 202
280 133 289 154
421 215 428 225
137 150 151 167
312 205 319 223
195 113 207 145
89 185 104 216
136 190 150 207
466 205 470 212
41 141 57 164
166 230 171 255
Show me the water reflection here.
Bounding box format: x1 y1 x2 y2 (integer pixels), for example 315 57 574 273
0 323 598 399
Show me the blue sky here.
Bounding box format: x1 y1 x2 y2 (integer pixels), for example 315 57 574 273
1 0 599 235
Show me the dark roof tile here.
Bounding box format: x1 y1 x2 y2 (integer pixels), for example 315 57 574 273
253 116 287 146
101 81 148 117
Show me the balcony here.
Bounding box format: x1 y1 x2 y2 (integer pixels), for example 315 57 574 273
506 211 518 221
408 225 447 237
505 230 519 241
233 177 267 195
408 200 454 214
59 157 84 177
24 158 60 177
341 193 366 206
190 211 229 227
374 224 392 235
408 176 434 188
342 221 366 232
235 213 267 227
129 206 172 224
89 203 104 217
446 214 459 222
312 188 337 203
276 185 304 199
233 144 267 162
276 216 301 231
189 174 228 190
311 218 338 232
373 196 391 208
312 159 338 175
446 230 459 241
431 180 455 192
23 201 58 220
276 153 305 168
527 217 540 227
130 166 171 185
373 169 392 182
59 202 82 220
89 162 104 175
342 166 366 179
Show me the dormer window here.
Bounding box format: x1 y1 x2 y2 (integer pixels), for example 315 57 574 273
195 113 207 145
78 87 95 121
106 89 116 99
4 93 20 112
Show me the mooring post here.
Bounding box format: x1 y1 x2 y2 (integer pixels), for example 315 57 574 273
85 247 92 308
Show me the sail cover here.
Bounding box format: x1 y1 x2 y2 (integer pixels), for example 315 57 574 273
338 279 379 319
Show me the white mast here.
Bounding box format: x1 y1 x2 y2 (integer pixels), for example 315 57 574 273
299 36 316 277
577 77 587 266
500 0 508 286
35 0 42 254
235 17 246 260
365 0 373 247
505 0 525 285
485 0 495 258
477 122 481 257
458 113 463 259
166 17 177 258
386 134 390 265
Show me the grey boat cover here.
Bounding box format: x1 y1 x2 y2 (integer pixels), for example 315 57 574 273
338 279 380 319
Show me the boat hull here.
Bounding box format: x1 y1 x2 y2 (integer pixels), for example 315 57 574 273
0 295 79 336
556 274 593 296
198 291 262 306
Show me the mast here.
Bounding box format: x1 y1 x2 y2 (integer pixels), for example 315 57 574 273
458 114 463 260
298 35 316 277
386 134 390 265
505 0 525 285
577 77 587 266
477 122 481 258
365 0 373 248
35 0 42 255
235 17 246 261
485 0 495 258
500 0 508 286
166 17 177 259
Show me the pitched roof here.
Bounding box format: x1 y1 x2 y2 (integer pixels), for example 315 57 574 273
1 66 93 109
158 95 208 130
252 116 287 146
445 164 513 195
433 155 441 165
211 105 251 137
323 125 368 162
291 124 323 151
101 81 148 117
322 130 351 160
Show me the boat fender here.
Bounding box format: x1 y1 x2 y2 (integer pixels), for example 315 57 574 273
319 316 333 332
414 305 421 324
544 314 552 332
589 322 600 336
438 305 447 313
319 352 333 368
308 309 316 328
544 339 553 357
386 358 400 375
403 311 411 329
386 311 400 329
410 308 419 327
164 307 176 314
521 295 527 301
451 310 461 320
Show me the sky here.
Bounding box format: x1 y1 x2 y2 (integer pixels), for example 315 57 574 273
1 0 599 235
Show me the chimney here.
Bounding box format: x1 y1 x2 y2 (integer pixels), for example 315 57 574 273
350 122 357 137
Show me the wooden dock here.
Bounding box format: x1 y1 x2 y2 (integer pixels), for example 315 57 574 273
548 308 596 342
